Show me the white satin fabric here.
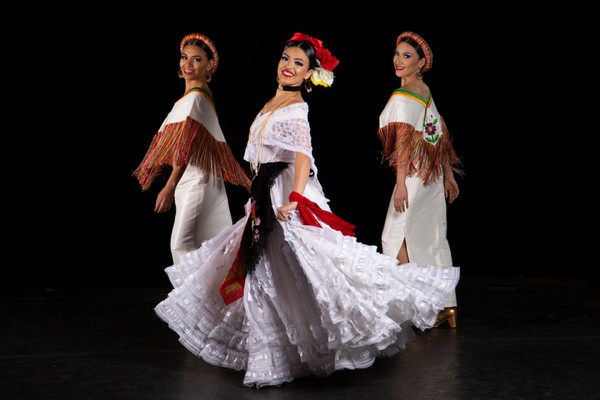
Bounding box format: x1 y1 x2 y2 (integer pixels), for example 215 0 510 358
381 177 457 307
166 91 234 264
171 165 232 264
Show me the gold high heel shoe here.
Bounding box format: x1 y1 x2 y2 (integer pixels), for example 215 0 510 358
434 307 457 328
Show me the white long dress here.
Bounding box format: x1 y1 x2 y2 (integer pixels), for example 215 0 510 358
155 101 460 388
133 88 251 264
378 89 462 308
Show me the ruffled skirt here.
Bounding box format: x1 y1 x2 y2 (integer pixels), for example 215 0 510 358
155 207 459 388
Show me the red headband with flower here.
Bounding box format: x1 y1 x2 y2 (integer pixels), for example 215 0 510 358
287 32 339 72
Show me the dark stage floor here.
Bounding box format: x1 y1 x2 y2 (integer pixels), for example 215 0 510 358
2 276 600 400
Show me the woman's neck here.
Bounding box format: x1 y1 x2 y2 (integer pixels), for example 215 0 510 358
273 89 299 99
261 91 301 114
400 79 429 99
185 80 208 94
400 75 422 87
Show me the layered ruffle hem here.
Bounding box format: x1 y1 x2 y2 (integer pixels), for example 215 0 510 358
155 207 459 388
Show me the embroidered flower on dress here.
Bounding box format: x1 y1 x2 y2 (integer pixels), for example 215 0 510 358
424 117 440 143
250 201 262 243
252 218 261 242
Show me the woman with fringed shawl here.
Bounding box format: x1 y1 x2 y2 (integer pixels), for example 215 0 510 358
133 33 251 264
377 32 463 329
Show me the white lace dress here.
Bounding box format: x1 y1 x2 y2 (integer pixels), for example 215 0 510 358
154 102 460 388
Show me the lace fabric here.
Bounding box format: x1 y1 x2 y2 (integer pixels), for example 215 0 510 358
245 103 316 173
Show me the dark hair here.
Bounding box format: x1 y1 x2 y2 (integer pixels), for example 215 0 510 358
284 40 317 70
398 37 426 61
182 38 215 61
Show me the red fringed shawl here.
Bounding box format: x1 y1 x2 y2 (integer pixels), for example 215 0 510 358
377 90 462 185
133 90 251 192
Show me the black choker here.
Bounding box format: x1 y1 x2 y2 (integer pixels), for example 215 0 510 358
282 85 302 92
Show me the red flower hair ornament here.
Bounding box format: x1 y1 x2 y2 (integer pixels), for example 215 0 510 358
287 32 339 87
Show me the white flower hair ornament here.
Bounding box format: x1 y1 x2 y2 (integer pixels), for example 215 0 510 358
311 62 335 87
311 43 339 87
287 32 340 88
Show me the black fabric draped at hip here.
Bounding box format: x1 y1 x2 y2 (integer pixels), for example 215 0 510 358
245 162 289 273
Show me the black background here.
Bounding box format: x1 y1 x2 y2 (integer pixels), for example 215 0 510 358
4 2 582 288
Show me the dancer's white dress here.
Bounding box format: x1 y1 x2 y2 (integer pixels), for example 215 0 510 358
155 102 460 388
133 88 251 263
378 89 462 308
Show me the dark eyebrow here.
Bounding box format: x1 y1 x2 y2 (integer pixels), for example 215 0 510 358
282 50 305 63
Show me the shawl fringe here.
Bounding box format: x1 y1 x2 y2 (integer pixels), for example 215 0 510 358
377 119 462 185
133 117 251 192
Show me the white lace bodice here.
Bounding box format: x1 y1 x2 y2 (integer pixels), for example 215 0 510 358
244 102 317 173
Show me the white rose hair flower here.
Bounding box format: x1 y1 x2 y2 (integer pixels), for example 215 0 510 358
310 65 335 87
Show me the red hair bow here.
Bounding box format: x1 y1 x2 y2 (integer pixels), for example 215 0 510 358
287 32 339 72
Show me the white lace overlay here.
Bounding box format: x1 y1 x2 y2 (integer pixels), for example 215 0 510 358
155 101 460 388
244 102 318 176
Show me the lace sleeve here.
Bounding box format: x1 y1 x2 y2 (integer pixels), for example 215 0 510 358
269 117 312 157
261 103 313 158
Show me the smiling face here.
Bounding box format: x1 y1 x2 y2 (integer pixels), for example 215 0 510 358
277 46 313 88
393 41 426 79
179 44 214 82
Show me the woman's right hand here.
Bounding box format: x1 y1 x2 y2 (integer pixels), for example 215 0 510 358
154 186 175 213
277 202 298 221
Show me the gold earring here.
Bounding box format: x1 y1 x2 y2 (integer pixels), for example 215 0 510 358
304 79 313 93
178 69 184 78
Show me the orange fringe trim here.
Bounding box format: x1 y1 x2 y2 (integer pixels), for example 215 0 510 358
133 117 251 192
377 118 462 185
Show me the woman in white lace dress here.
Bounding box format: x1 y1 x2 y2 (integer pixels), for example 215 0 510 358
154 32 460 388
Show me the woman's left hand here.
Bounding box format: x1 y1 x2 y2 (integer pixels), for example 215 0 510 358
444 176 459 204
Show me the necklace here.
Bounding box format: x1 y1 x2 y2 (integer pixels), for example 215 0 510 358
249 92 301 177
250 92 300 142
